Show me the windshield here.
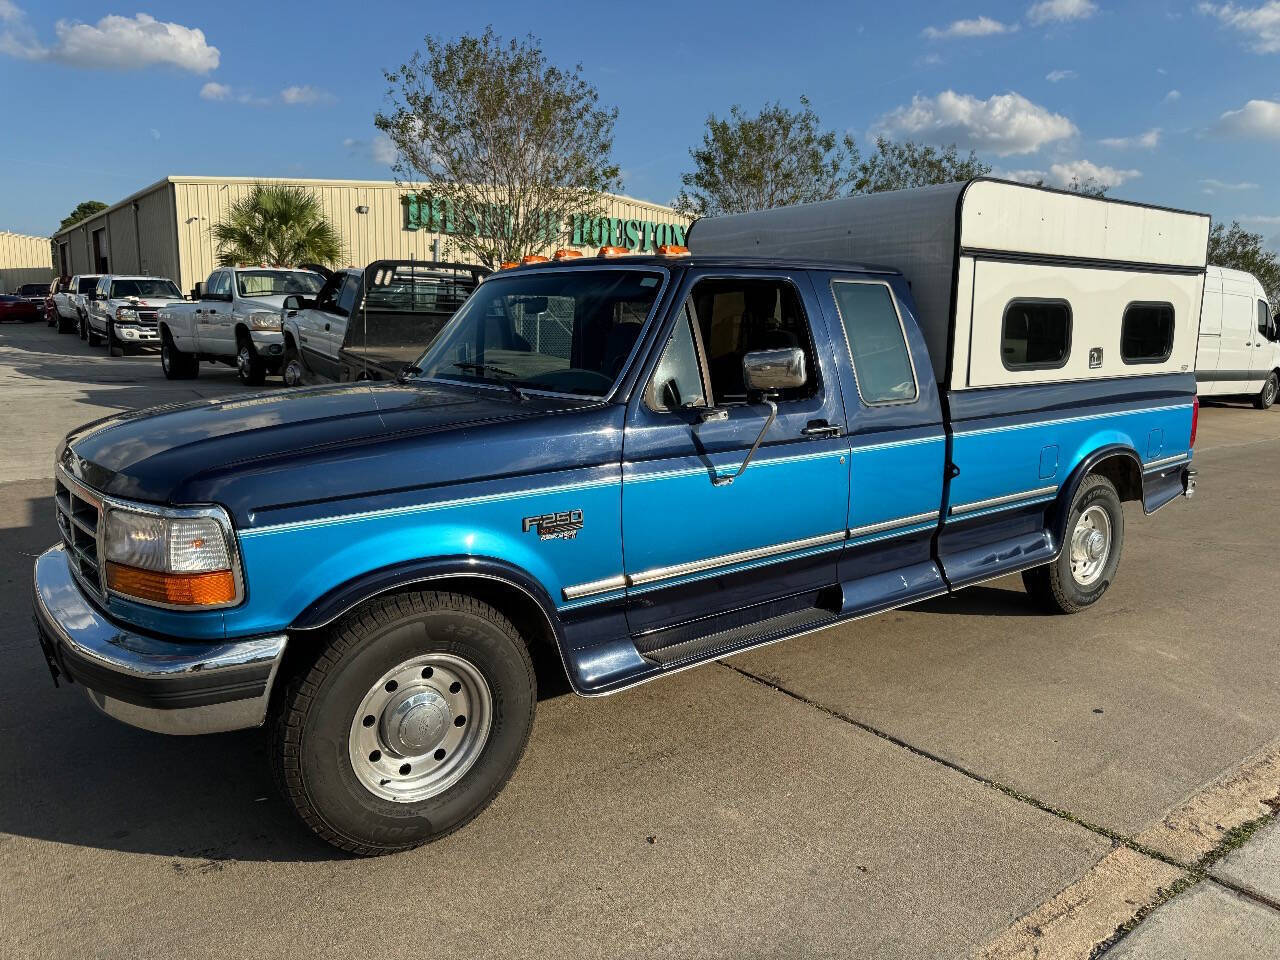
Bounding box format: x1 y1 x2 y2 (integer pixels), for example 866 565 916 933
236 269 325 298
18 284 46 295
110 279 182 299
76 277 99 293
415 268 664 397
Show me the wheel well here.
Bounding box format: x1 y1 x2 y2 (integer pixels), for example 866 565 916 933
283 330 297 349
235 323 251 347
1088 452 1142 503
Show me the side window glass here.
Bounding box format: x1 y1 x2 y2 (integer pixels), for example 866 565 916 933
831 280 918 404
209 272 228 298
314 274 344 312
337 276 360 316
1121 302 1175 364
646 305 707 411
1002 300 1071 370
690 277 818 405
1260 300 1274 340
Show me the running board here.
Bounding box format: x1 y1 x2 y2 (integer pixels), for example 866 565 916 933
642 606 839 669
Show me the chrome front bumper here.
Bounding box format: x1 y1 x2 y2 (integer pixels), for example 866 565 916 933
114 323 160 343
32 544 287 735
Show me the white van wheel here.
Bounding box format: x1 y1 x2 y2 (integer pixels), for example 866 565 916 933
1255 373 1277 410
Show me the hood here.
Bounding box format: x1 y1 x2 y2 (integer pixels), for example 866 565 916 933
112 296 185 308
235 294 290 312
62 380 609 512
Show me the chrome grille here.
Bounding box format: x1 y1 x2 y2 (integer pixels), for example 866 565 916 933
135 310 159 323
54 471 105 599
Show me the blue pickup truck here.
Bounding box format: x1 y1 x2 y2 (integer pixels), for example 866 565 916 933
33 180 1206 854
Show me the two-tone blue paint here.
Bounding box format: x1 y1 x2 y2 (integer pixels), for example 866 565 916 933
53 256 1198 698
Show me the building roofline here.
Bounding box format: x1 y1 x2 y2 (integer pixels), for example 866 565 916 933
50 176 682 240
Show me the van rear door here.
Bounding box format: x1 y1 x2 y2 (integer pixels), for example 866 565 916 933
1196 285 1223 395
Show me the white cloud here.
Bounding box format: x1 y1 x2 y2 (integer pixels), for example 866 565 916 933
994 167 1048 184
1212 98 1280 138
1198 2 1280 54
281 84 333 106
1239 214 1280 224
1201 178 1260 191
1 8 219 72
923 16 1017 39
344 133 397 166
200 81 231 101
1099 128 1161 149
873 90 1077 156
149 127 160 141
1027 0 1098 25
1164 89 1182 102
1046 69 1077 82
1048 160 1142 188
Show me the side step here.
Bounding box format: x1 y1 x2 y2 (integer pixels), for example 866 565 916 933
643 606 839 669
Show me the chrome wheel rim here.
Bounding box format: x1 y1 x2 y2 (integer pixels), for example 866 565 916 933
283 359 302 386
348 653 493 803
237 347 252 380
1070 505 1112 586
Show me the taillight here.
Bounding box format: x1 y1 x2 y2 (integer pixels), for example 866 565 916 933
1190 395 1199 449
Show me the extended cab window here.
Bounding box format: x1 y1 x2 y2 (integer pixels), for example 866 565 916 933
1121 302 1175 364
831 280 917 404
1002 299 1071 370
416 268 663 397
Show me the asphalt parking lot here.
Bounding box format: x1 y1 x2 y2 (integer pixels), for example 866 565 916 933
2 320 1278 959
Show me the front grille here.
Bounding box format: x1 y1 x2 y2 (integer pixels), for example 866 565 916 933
54 472 105 599
135 310 159 322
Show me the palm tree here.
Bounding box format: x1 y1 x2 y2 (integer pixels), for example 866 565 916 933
210 183 343 268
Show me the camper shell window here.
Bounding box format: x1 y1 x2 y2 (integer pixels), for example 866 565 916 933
1121 302 1175 364
1001 299 1072 371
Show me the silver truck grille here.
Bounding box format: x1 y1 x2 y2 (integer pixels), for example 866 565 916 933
54 471 105 599
135 310 159 322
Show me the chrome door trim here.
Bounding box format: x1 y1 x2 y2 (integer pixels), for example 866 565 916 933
950 485 1058 516
847 510 940 539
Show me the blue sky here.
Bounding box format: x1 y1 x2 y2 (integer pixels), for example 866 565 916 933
1 1 1277 246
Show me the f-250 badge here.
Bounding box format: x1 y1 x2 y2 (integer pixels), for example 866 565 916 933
522 509 583 541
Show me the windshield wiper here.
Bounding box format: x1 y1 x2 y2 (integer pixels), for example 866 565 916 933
451 362 526 401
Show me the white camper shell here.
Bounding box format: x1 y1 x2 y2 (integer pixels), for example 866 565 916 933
687 178 1211 393
1195 266 1279 407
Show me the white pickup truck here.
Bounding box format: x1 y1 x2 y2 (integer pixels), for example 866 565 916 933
158 266 325 384
53 274 103 337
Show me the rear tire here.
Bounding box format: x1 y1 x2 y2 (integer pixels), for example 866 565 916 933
78 311 88 341
1023 474 1124 614
160 333 199 380
56 313 74 334
269 591 536 856
1255 372 1278 410
281 342 306 387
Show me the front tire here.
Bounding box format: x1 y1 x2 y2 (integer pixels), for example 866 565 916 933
1255 372 1278 410
236 341 266 386
86 319 102 347
1023 474 1124 614
269 591 537 856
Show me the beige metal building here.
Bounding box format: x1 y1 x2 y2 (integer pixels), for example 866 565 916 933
0 231 53 294
50 176 691 296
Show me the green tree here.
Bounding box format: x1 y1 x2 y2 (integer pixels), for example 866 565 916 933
58 200 108 231
675 97 856 217
851 138 990 195
210 183 343 268
377 28 621 267
1209 221 1280 310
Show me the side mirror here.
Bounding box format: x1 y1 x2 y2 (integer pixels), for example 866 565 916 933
282 294 310 312
743 347 807 394
194 282 206 300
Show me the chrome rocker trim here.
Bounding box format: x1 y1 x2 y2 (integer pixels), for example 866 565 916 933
32 544 287 736
949 485 1059 516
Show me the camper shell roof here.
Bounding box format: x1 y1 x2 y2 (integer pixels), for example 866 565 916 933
686 178 1212 382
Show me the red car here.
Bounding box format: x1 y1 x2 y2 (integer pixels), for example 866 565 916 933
0 294 41 322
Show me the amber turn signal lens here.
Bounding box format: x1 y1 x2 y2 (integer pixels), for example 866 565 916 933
656 244 690 256
106 562 237 606
499 261 519 270
520 254 549 264
597 245 629 258
553 249 584 260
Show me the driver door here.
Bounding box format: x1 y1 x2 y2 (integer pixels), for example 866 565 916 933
621 270 849 649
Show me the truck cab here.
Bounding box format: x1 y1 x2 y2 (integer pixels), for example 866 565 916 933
280 260 486 385
32 179 1204 856
158 267 325 384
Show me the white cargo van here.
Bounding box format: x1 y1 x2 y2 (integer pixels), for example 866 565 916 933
1196 266 1279 408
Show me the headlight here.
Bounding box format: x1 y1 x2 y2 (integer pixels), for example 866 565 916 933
102 504 241 607
115 307 137 322
249 311 282 331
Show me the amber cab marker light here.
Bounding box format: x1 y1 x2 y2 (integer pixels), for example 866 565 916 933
105 562 237 606
553 249 584 260
657 244 690 257
520 254 549 265
597 245 629 258
499 261 519 270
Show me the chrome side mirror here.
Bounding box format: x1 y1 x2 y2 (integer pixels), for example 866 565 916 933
743 347 807 394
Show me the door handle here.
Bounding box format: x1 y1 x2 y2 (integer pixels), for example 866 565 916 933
801 420 841 437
